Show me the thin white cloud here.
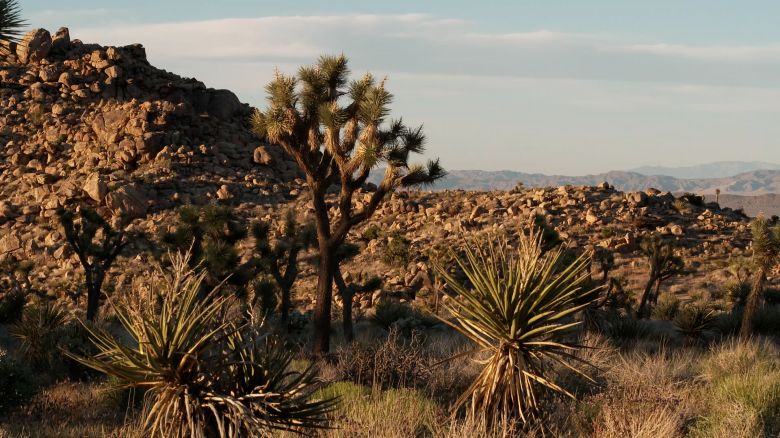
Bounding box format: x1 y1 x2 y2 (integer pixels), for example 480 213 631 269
60 13 780 173
621 43 780 61
69 13 780 90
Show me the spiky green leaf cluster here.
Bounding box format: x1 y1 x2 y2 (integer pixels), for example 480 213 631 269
250 55 445 190
751 216 780 271
436 226 597 426
0 0 25 55
69 253 336 437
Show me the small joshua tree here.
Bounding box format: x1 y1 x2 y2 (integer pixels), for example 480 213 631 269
251 210 316 327
58 207 127 321
715 188 721 205
252 55 445 354
333 243 381 342
740 216 780 338
637 234 684 318
162 204 249 289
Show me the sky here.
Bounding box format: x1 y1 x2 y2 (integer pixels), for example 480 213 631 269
22 1 780 175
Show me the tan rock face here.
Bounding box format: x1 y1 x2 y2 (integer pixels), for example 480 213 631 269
82 173 108 203
16 29 52 64
106 186 148 219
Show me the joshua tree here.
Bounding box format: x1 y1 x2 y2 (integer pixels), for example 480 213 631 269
637 234 684 318
251 55 445 354
740 216 780 338
715 188 721 205
0 0 24 56
594 247 615 284
333 243 381 342
251 210 316 327
58 207 127 321
161 204 249 289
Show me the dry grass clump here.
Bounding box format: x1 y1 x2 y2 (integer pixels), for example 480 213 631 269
334 329 431 389
690 338 780 437
582 346 700 438
0 381 141 438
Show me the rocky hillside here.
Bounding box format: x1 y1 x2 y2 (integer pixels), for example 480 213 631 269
0 28 761 317
428 169 780 196
0 27 305 260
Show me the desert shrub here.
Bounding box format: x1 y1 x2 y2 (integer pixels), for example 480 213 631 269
381 233 411 266
652 295 681 320
70 253 336 437
604 313 652 344
335 329 431 389
0 290 26 323
0 349 34 416
436 227 598 427
674 304 716 340
672 199 689 214
753 305 780 336
712 311 742 337
727 281 751 307
58 320 100 380
11 300 69 370
369 301 438 335
362 224 382 241
764 288 780 305
680 192 704 207
533 214 561 250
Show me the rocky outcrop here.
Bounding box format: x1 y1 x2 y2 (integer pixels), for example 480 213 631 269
0 26 304 283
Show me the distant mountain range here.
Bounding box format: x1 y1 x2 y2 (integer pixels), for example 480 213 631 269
629 161 780 179
431 168 780 195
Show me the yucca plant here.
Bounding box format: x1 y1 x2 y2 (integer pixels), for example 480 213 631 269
69 253 336 437
0 0 24 55
11 300 69 370
436 227 598 427
674 303 716 341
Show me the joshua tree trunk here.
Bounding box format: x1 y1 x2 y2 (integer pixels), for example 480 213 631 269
334 269 355 343
637 274 657 318
312 187 336 356
740 268 767 338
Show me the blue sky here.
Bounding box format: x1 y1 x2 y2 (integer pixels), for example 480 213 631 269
23 1 780 174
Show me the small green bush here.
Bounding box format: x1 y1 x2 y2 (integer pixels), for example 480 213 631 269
604 314 651 343
652 296 681 320
0 349 34 415
0 291 26 324
370 301 438 335
382 233 411 266
362 224 382 241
